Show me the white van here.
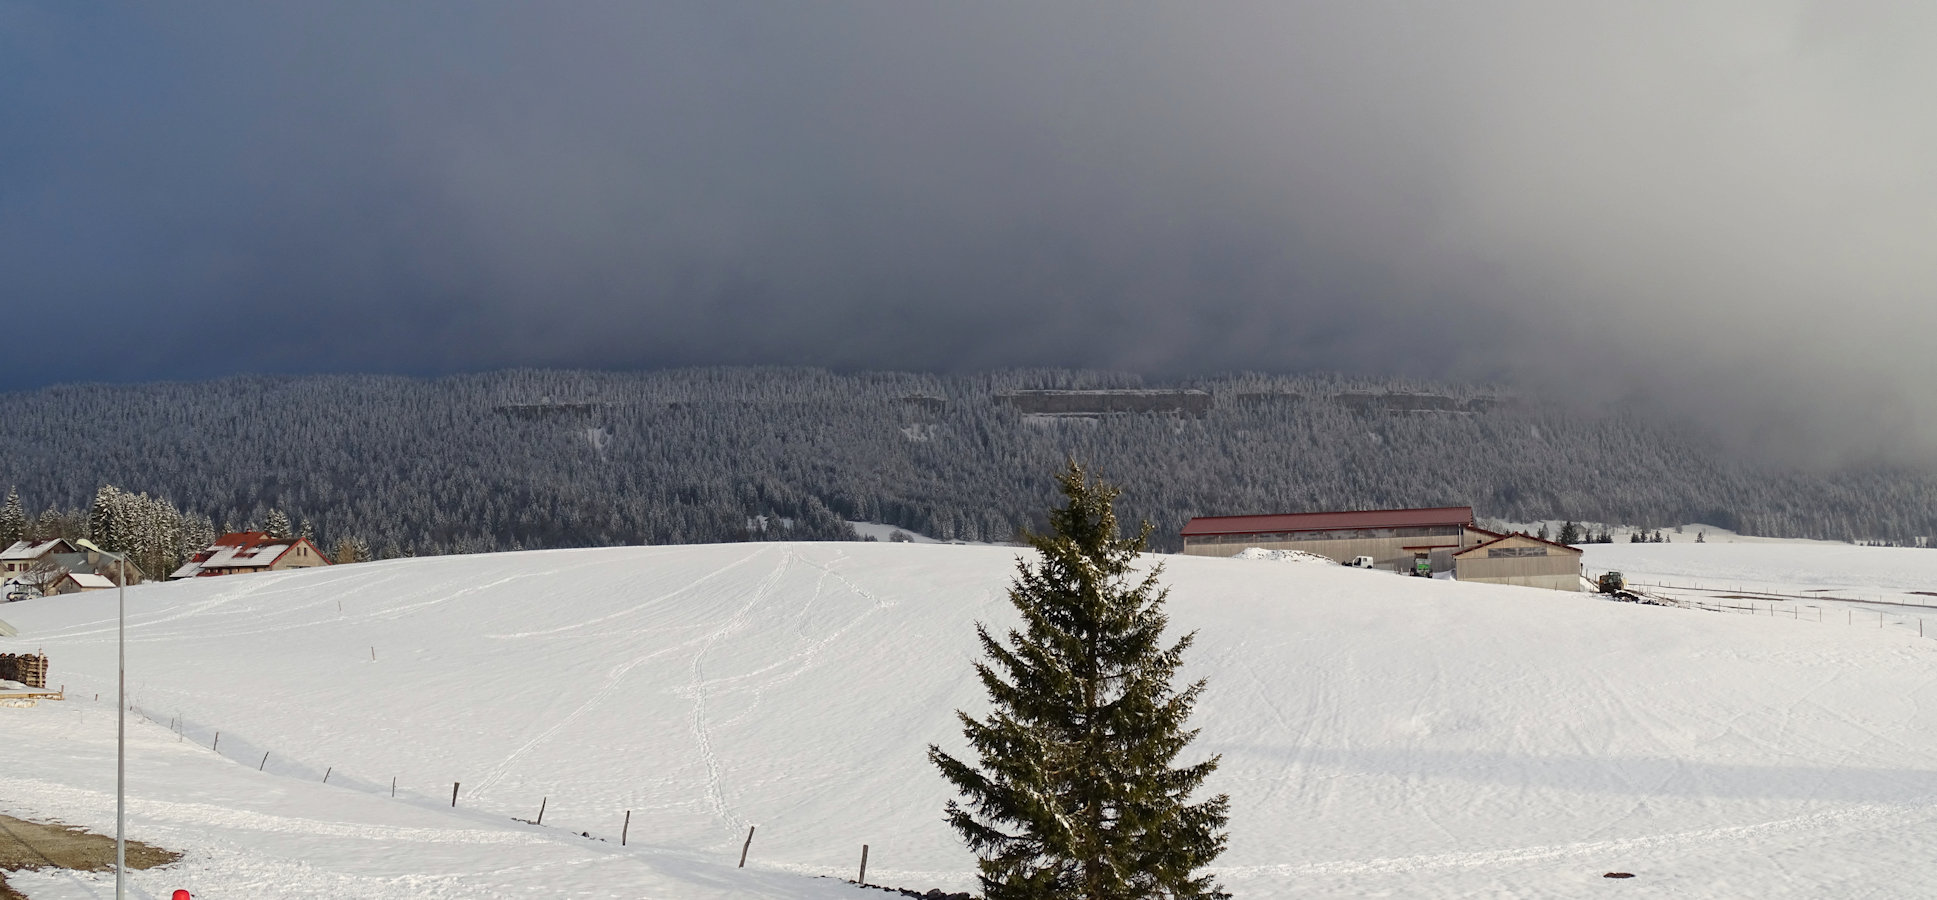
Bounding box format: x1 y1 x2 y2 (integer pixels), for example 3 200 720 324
1346 556 1376 569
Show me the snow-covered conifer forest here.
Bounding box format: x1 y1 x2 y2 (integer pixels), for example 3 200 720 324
1 367 1932 567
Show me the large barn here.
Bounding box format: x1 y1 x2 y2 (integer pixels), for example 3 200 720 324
1180 505 1585 590
1180 506 1500 574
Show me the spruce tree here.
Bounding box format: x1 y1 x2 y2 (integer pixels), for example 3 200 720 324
0 488 25 548
182 514 217 559
265 508 292 540
929 462 1229 900
88 484 124 550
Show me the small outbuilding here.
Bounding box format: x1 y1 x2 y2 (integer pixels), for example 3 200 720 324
1452 533 1584 592
51 572 116 594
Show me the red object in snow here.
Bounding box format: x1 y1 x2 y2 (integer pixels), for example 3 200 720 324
173 891 192 900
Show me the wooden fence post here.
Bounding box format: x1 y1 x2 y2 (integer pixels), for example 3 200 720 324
452 782 460 807
858 844 869 886
323 767 332 783
259 751 270 771
623 810 631 846
537 797 547 825
213 731 220 752
739 825 756 867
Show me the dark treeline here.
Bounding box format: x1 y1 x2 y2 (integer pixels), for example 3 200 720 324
0 367 1932 560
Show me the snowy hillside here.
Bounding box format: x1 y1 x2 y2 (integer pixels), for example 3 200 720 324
8 542 1937 897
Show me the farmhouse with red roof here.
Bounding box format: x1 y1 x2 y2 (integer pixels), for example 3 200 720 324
171 531 332 579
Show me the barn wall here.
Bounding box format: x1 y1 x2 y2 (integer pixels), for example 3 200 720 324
1454 535 1583 591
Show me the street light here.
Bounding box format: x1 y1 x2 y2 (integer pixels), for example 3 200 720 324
106 551 127 900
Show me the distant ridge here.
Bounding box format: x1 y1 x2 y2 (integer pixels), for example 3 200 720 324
0 367 1929 558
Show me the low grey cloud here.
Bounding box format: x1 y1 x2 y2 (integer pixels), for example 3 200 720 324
2 2 1932 461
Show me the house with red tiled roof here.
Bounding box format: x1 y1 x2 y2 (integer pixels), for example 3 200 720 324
170 531 332 579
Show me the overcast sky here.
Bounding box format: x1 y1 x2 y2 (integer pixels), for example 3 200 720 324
3 3 1933 460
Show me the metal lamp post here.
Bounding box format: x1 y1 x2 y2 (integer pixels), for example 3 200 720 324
113 551 127 900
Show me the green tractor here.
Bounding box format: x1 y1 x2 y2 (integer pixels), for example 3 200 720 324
1598 571 1626 594
1411 555 1433 577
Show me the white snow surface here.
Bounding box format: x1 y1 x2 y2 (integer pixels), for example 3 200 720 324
1583 541 1937 598
7 542 1937 897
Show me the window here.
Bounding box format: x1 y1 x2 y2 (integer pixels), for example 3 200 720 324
1486 546 1547 558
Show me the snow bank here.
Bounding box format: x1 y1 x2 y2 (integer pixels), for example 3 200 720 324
1230 547 1337 564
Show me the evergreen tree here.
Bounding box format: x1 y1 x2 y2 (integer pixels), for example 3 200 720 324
265 508 292 540
1558 521 1582 545
0 488 25 548
182 513 217 559
929 462 1229 900
32 505 69 541
88 484 124 550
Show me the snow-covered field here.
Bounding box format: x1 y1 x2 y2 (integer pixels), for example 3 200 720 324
1585 541 1937 599
7 540 1937 898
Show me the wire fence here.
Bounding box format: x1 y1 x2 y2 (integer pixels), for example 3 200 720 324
1632 582 1933 638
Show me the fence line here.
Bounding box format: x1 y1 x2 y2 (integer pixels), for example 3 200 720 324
1674 596 1926 639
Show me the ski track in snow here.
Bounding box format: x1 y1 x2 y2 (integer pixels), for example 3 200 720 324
689 546 793 829
482 547 772 640
473 549 783 799
466 634 715 800
701 548 905 729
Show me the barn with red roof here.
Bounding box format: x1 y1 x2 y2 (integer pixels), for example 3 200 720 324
1181 505 1582 590
1180 506 1495 575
